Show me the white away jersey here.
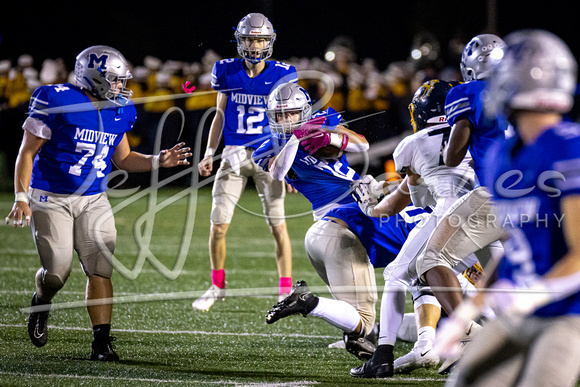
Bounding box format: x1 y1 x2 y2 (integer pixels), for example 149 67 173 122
394 123 475 203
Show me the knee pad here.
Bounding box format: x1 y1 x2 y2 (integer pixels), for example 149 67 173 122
35 268 68 300
36 268 67 291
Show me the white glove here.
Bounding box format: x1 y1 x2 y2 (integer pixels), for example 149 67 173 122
351 179 379 217
360 175 385 198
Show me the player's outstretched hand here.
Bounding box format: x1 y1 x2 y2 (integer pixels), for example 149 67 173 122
160 142 192 168
6 201 31 228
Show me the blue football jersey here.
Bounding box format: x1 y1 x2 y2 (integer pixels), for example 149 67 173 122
325 202 424 268
253 108 428 267
211 58 298 148
253 108 356 216
26 83 136 195
487 121 580 317
445 80 508 187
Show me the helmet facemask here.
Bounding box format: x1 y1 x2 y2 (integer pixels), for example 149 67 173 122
235 13 276 63
267 83 312 142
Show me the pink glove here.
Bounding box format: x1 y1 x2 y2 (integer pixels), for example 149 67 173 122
293 116 327 139
300 129 349 155
300 129 333 154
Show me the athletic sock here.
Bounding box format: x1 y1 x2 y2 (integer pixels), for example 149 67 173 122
309 297 359 332
373 344 394 364
416 326 436 347
279 277 292 295
93 324 111 343
211 269 225 289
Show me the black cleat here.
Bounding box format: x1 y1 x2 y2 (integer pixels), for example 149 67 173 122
344 332 377 360
27 292 50 347
266 280 317 324
350 356 394 378
91 337 119 361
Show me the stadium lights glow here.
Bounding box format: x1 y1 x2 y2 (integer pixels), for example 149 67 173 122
411 49 422 60
325 51 336 62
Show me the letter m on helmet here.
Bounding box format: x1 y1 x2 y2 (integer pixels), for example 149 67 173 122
88 54 108 71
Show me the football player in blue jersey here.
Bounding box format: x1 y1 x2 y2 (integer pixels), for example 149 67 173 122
441 29 580 387
5 45 191 361
6 46 191 361
194 13 298 311
256 82 428 360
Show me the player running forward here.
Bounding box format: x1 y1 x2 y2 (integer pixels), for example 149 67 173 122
194 13 297 311
6 45 191 361
255 82 429 360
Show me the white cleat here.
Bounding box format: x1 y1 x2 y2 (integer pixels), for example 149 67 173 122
278 293 289 303
438 321 481 374
328 339 346 349
192 285 226 311
395 342 440 374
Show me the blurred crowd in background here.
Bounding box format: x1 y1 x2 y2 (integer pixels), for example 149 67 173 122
0 34 577 189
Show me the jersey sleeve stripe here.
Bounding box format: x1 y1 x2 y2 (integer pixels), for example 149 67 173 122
31 96 49 105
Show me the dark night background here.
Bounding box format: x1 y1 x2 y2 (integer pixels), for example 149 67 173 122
2 1 579 70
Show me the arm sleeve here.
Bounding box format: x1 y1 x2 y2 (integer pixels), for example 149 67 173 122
269 136 300 181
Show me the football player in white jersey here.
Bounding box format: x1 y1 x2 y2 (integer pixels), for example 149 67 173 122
6 45 191 361
350 80 481 378
193 13 298 311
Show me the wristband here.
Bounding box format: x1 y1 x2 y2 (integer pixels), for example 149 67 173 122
151 155 160 170
15 192 28 204
340 133 349 151
329 133 343 148
204 147 215 158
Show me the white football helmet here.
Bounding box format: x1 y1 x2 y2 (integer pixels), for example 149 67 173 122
460 34 505 81
235 13 276 63
485 29 577 116
267 83 312 140
74 45 133 106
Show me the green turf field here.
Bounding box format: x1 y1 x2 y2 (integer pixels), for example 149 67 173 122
0 186 446 386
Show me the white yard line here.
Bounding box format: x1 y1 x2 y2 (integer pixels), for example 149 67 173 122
0 371 321 385
0 323 337 339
